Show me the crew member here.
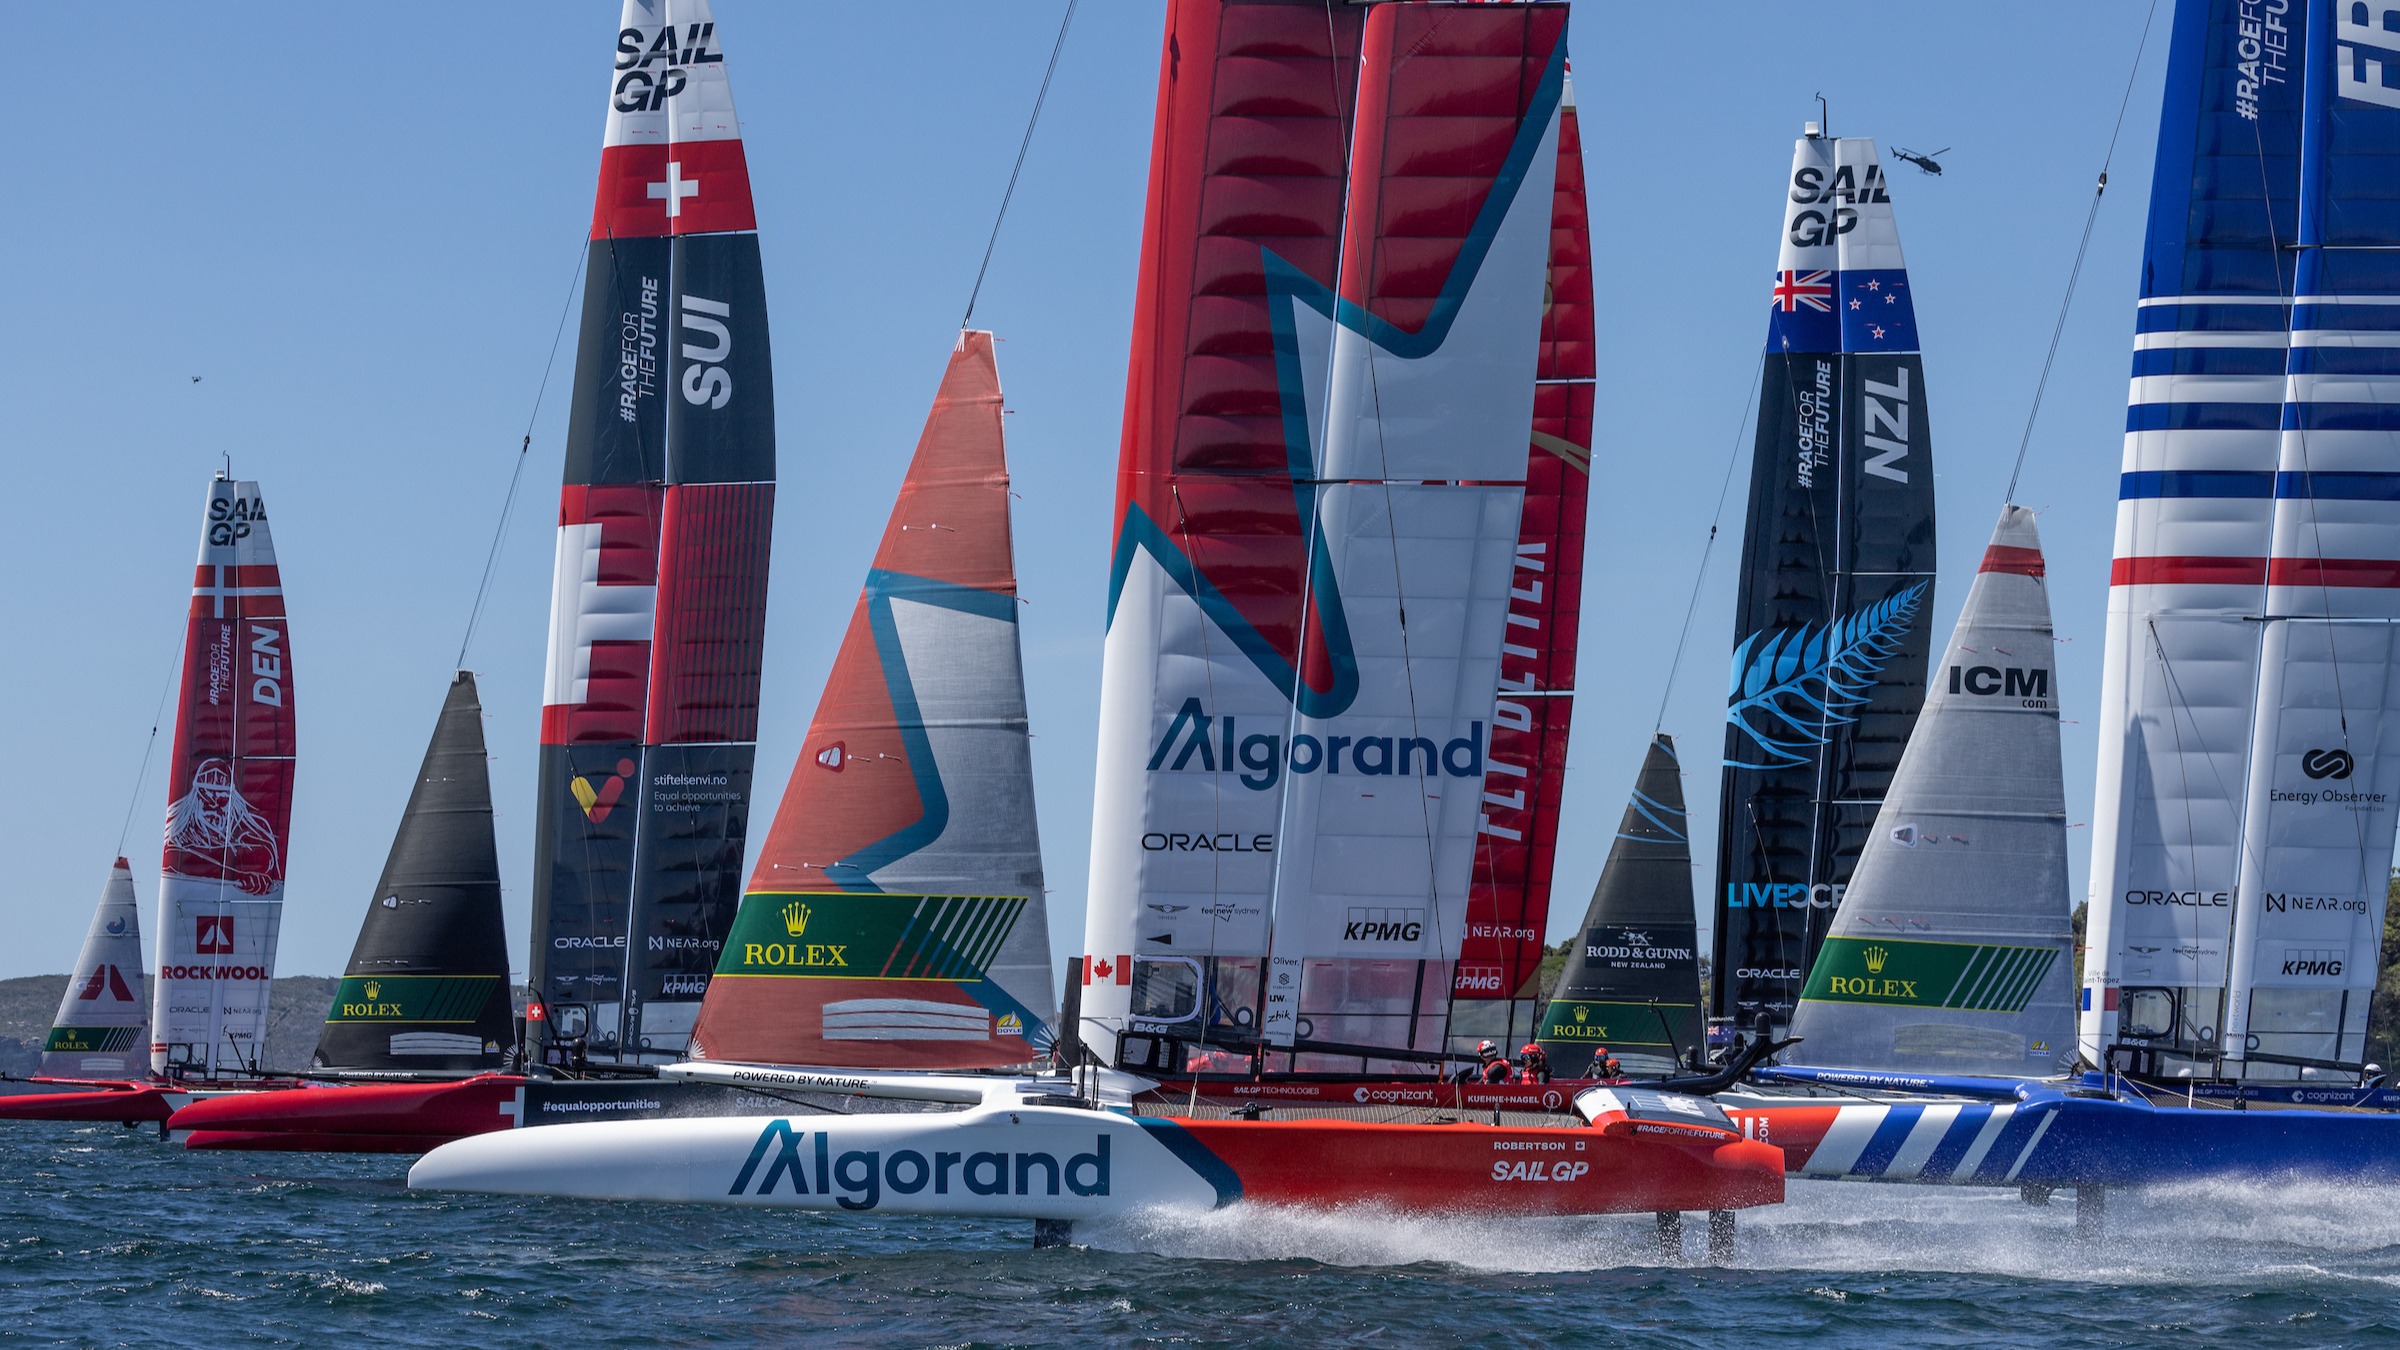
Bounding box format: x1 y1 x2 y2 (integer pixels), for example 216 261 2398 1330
1516 1043 1551 1085
1473 1039 1512 1084
1591 1046 1624 1081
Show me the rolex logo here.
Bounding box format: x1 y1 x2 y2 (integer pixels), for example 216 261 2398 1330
362 980 381 1000
1863 946 1889 975
782 901 811 937
1573 1005 1589 1024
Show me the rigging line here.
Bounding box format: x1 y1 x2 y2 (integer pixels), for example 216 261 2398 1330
960 0 1079 329
113 645 183 861
2003 0 2163 504
1652 363 1762 733
457 239 588 669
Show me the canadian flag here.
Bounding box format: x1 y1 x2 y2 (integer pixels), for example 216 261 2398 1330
1083 955 1132 986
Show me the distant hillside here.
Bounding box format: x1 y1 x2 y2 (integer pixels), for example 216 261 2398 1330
0 974 339 1077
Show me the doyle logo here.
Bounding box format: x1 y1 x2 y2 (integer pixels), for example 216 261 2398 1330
815 742 845 772
206 493 267 547
1342 907 1425 945
1947 664 2050 704
2282 948 2346 978
2303 748 2356 781
679 294 735 409
2337 3 2400 110
75 964 135 1003
612 21 722 112
782 902 811 937
729 1122 1110 1208
571 759 638 823
996 1013 1024 1037
194 915 235 955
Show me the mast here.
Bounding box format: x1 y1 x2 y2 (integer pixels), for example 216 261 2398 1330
314 672 513 1074
1080 0 1567 1074
1712 132 1937 1038
150 475 295 1079
1534 736 1703 1077
529 0 774 1065
42 860 147 1079
1787 507 2075 1076
690 332 1053 1071
1453 65 1595 1053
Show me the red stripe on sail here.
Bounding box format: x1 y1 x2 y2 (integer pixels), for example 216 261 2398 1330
1980 544 2046 576
870 332 1015 594
2268 557 2400 588
591 141 757 240
2110 555 2268 586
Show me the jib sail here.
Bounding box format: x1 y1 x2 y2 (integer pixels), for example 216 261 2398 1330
1789 507 2075 1076
42 860 147 1080
530 0 775 1065
1713 132 1938 1037
2084 0 2400 1079
1080 0 1568 1074
315 672 515 1074
1535 736 1703 1077
691 332 1053 1070
151 475 295 1079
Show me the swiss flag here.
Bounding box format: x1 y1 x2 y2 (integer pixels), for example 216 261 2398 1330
591 141 758 240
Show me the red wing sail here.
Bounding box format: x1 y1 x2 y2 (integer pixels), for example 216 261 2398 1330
531 0 774 1065
693 332 1052 1070
1457 84 1593 1019
151 476 295 1078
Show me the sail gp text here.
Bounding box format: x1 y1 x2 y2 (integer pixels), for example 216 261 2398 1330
1490 1141 1592 1184
1147 698 1483 792
728 1122 1110 1208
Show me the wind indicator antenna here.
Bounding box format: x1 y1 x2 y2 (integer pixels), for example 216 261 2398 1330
1807 92 1828 139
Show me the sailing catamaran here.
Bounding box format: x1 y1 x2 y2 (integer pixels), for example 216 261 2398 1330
1726 0 2400 1205
0 475 298 1125
1713 128 1939 1043
411 1 1784 1238
166 0 780 1150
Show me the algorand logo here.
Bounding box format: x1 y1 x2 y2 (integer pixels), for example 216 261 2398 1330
1146 698 1483 792
729 1122 1111 1208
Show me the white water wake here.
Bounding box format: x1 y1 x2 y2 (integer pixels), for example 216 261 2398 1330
1079 1177 2400 1281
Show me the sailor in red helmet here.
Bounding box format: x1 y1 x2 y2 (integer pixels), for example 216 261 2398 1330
1515 1042 1552 1085
1589 1045 1625 1081
1465 1039 1512 1084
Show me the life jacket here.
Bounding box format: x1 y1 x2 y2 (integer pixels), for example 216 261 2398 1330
1478 1057 1513 1084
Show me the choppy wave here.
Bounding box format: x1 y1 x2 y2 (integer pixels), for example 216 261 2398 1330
3 1127 2399 1347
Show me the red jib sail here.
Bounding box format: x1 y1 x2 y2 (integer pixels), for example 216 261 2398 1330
691 332 1053 1070
151 475 296 1078
529 0 775 1065
1454 73 1594 1036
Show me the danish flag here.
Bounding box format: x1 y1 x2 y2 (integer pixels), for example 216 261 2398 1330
1772 269 1835 313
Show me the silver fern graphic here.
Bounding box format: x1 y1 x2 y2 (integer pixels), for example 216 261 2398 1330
1725 582 1927 769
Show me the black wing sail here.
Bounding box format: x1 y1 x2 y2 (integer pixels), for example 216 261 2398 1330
1713 133 1938 1036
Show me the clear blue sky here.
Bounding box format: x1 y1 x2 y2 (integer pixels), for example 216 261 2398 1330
1 3 2167 981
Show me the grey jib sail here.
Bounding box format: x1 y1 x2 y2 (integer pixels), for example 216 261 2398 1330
1536 735 1703 1076
315 671 514 1073
1787 506 2075 1076
1713 134 1937 1035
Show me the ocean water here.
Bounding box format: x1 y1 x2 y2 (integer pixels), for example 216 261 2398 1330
1 1122 2396 1347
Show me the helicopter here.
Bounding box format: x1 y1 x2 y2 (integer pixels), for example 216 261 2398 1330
1892 146 1949 176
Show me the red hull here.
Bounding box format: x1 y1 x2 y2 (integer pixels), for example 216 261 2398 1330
1173 1116 1784 1215
0 1085 183 1123
1145 1077 1605 1114
184 1128 472 1154
168 1075 523 1148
